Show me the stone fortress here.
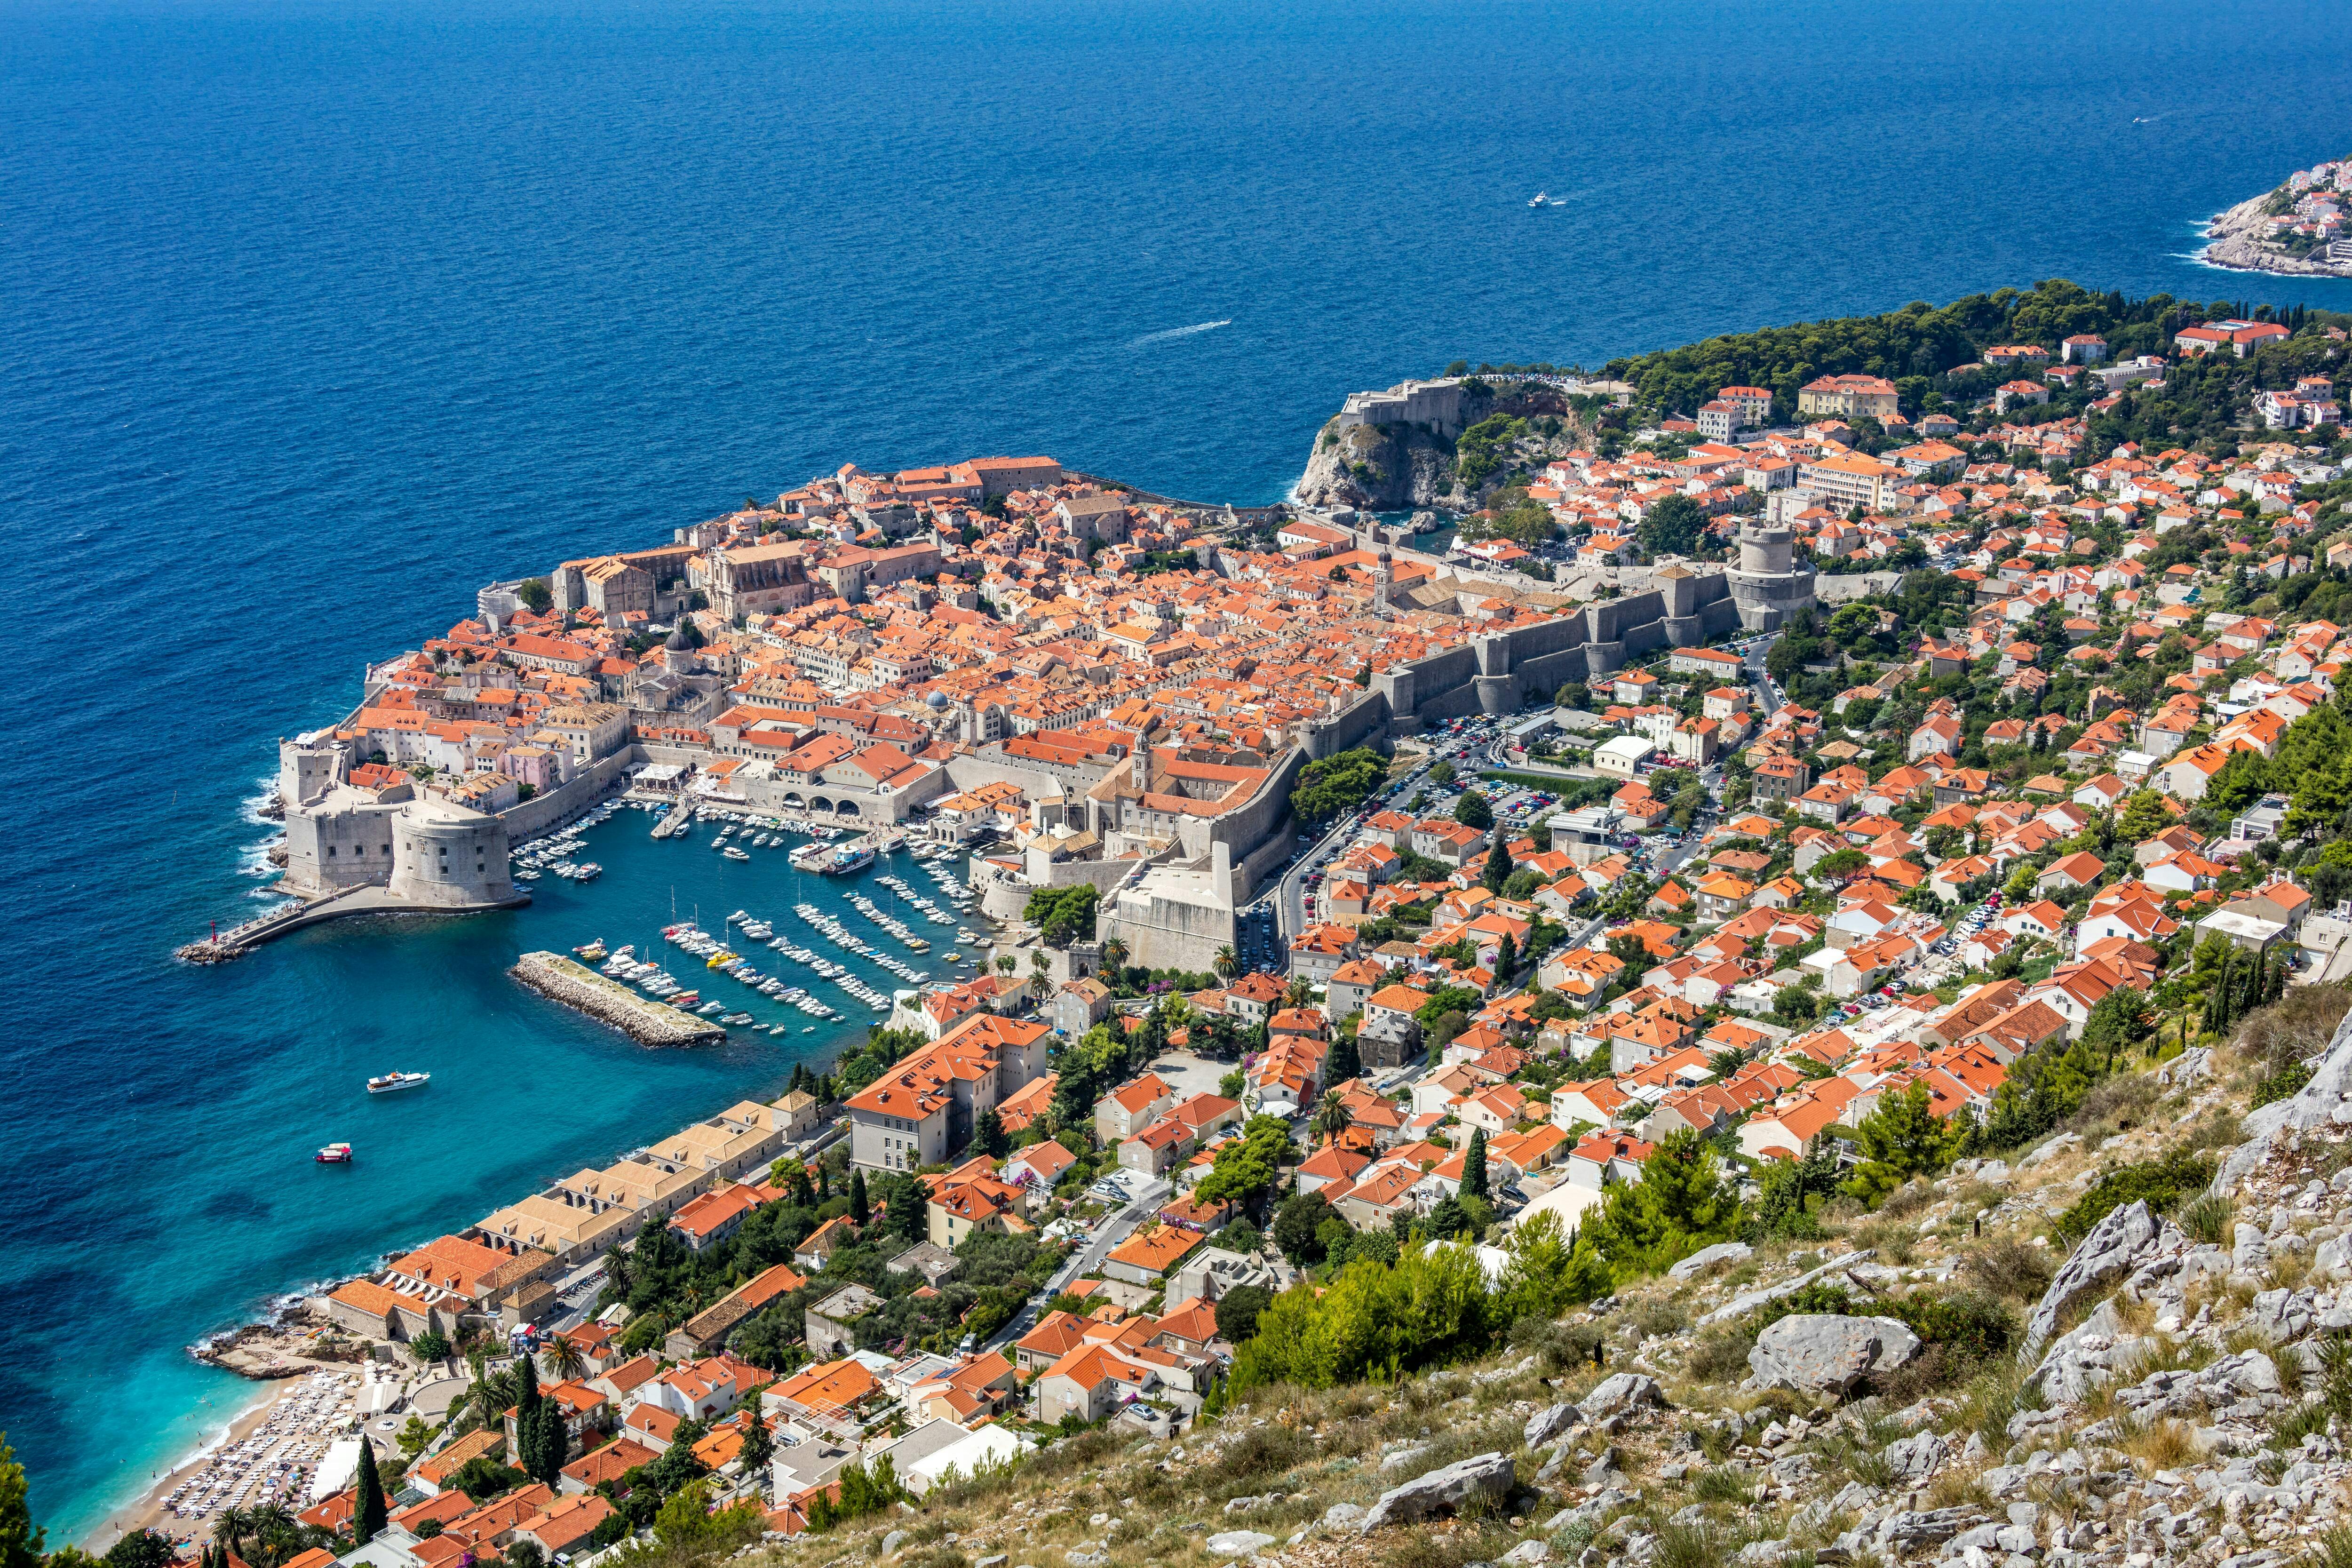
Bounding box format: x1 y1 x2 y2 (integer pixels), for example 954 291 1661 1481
276 735 524 911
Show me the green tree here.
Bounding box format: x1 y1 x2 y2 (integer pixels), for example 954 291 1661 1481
1215 944 1240 979
1215 1285 1273 1343
354 1440 388 1544
2 1439 49 1568
849 1169 871 1226
1325 1031 1361 1085
1454 791 1494 831
973 1108 1009 1159
1482 835 1514 893
1272 1191 1337 1261
1639 494 1708 557
1581 1130 1740 1277
738 1409 773 1474
1844 1081 1959 1205
103 1534 175 1568
1461 1127 1491 1200
1311 1090 1351 1143
515 578 553 614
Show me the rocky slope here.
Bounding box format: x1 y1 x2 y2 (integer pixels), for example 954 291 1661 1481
1292 384 1595 512
741 990 2352 1568
2201 191 2352 279
1295 419 1460 511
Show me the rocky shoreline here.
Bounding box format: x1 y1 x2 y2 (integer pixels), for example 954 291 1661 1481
2199 189 2352 279
510 949 727 1045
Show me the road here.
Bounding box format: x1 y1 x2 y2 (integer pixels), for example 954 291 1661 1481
1745 632 1783 716
1272 755 1438 944
985 1172 1172 1350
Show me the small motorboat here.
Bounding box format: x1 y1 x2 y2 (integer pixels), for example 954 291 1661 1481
1528 191 1548 207
573 939 608 961
366 1071 431 1095
315 1143 354 1163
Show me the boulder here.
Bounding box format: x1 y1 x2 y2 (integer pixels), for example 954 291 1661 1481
1748 1314 1923 1395
1206 1533 1277 1558
1359 1451 1517 1533
1580 1372 1665 1417
2217 999 2352 1193
1524 1402 1584 1449
1501 1542 1550 1566
2019 1200 2189 1357
1882 1431 1947 1481
1699 1251 1877 1326
1669 1242 1754 1281
1322 1504 1364 1528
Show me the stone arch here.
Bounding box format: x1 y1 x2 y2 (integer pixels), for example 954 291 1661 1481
835 800 861 818
781 792 805 810
810 796 834 813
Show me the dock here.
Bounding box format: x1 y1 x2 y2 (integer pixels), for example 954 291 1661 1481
650 801 694 840
509 951 726 1046
177 883 530 964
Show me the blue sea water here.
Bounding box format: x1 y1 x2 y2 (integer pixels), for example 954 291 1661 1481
9 0 2352 1538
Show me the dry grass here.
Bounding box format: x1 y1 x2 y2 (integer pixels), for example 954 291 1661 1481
2118 1415 2200 1472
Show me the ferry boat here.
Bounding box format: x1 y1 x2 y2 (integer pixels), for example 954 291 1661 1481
821 841 877 876
573 939 608 962
788 842 834 873
723 846 751 862
315 1143 354 1163
366 1071 431 1095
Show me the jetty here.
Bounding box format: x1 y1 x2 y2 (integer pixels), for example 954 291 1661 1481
651 801 694 839
509 951 726 1045
177 883 530 964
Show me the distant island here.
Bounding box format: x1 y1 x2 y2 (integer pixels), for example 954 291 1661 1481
2202 155 2352 278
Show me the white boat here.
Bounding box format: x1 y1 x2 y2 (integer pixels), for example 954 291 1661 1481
1529 191 1548 207
366 1071 430 1095
723 846 751 861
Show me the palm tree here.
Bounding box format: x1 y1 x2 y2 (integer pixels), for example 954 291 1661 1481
994 953 1016 979
468 1361 519 1433
541 1333 587 1383
1214 944 1239 979
1283 976 1314 1011
603 1245 634 1297
1100 937 1129 972
1030 948 1052 999
213 1507 250 1557
1312 1090 1351 1144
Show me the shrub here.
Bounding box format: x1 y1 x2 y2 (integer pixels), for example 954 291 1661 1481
1962 1239 2056 1303
2055 1149 2215 1240
2178 1193 2236 1246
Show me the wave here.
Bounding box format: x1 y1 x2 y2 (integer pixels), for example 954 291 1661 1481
1130 318 1231 347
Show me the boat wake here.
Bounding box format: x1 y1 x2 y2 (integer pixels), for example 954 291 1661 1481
1130 318 1231 346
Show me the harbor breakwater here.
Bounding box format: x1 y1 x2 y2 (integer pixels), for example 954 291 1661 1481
509 951 727 1046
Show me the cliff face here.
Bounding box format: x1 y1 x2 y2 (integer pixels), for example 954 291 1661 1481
2202 189 2352 278
1292 384 1594 512
1293 418 1456 510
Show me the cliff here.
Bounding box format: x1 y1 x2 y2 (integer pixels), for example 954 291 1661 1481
1293 418 1456 510
2201 187 2352 278
1293 382 1595 512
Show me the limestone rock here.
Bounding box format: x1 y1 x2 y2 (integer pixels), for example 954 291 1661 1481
1524 1402 1584 1449
1359 1450 1516 1533
1501 1542 1550 1565
1206 1532 1276 1557
1699 1251 1877 1327
1669 1242 1753 1281
2020 1200 2190 1357
1748 1313 1923 1394
1322 1504 1364 1528
1580 1372 1665 1417
1883 1431 1947 1480
2217 995 2352 1193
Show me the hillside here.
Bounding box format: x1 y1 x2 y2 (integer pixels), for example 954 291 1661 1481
713 982 2352 1568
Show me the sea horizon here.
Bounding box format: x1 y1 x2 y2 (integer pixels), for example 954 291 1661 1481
12 0 2352 1541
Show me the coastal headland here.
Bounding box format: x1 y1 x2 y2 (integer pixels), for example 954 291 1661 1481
2201 154 2352 278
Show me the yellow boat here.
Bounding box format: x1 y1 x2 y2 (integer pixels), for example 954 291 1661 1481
707 949 738 967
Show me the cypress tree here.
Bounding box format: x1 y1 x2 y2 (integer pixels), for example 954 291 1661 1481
354 1441 387 1545
850 1169 871 1226
1462 1127 1490 1200
1494 932 1517 982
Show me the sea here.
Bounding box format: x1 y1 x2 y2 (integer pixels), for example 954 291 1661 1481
8 0 2352 1539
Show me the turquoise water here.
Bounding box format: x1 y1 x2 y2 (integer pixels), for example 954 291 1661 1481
14 0 2352 1539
